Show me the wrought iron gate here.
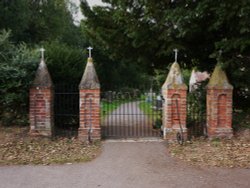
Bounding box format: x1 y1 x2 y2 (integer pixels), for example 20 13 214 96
54 84 79 137
101 89 162 139
187 83 207 139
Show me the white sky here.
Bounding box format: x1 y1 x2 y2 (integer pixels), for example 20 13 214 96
71 0 105 7
71 0 105 23
86 0 105 7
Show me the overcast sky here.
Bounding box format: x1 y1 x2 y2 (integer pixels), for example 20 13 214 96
71 0 105 23
86 0 105 7
71 0 104 8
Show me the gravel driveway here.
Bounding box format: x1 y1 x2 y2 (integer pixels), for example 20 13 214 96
0 141 249 188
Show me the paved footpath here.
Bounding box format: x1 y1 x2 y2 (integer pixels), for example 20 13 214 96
102 101 159 137
0 141 249 188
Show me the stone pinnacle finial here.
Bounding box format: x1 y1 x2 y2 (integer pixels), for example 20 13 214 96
162 62 187 89
219 49 223 57
40 47 45 61
217 49 223 61
87 46 93 58
79 55 100 89
174 49 178 63
32 48 53 88
207 64 233 89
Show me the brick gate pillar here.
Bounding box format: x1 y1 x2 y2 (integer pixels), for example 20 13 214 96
78 57 101 141
206 64 233 138
29 54 54 137
162 62 187 141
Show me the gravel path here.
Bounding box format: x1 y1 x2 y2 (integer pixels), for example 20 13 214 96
102 101 159 138
0 141 249 188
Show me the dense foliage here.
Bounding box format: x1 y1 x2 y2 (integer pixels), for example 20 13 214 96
0 0 85 125
0 30 38 125
80 0 250 108
0 0 249 126
0 0 82 45
44 41 86 84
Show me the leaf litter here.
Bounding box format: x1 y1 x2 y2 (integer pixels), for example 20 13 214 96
168 133 250 168
0 127 101 165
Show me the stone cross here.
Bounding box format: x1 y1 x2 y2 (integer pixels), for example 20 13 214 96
87 46 93 58
174 48 178 62
219 49 223 57
40 47 45 60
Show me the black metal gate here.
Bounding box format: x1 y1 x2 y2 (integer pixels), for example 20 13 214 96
187 83 207 139
54 84 79 137
101 89 162 139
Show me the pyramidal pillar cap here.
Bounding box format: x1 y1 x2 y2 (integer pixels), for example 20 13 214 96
79 57 100 89
162 61 187 90
162 48 187 89
32 48 53 88
207 63 233 89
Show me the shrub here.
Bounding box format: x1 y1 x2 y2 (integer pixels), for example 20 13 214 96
44 40 86 85
0 30 39 126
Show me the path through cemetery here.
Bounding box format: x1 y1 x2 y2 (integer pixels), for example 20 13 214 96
103 101 149 126
102 101 159 138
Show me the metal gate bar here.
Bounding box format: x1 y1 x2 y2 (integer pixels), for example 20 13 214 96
101 90 162 139
54 84 79 138
187 90 207 139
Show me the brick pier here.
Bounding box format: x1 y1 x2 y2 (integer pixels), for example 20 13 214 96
29 58 54 136
162 62 187 141
206 64 233 138
78 57 101 141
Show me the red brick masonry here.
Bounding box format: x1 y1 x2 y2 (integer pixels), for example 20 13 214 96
206 88 233 138
162 62 188 141
206 64 233 138
78 57 101 141
29 87 54 136
78 89 101 141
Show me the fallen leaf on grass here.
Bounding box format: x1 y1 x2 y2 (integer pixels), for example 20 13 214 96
168 137 250 168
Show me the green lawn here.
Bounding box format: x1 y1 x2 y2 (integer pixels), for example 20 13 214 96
139 101 162 129
101 100 127 118
139 101 153 115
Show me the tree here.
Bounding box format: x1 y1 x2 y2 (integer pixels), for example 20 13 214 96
80 0 250 107
0 0 83 46
44 40 86 85
0 1 88 126
0 0 31 42
0 30 39 125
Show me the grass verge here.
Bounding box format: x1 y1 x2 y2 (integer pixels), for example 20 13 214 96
139 101 161 121
101 99 131 118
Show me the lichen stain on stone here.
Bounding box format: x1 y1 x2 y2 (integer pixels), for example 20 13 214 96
32 59 53 88
162 62 187 89
79 57 100 89
207 64 233 89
